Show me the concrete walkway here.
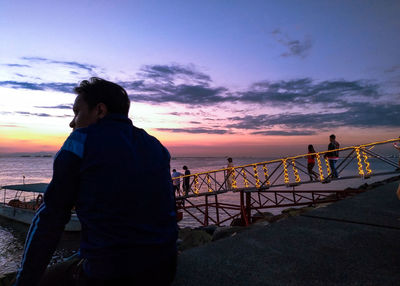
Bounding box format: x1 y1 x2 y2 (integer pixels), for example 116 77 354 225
173 180 400 286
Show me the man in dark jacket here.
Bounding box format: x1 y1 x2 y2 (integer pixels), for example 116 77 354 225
14 78 178 286
325 134 340 179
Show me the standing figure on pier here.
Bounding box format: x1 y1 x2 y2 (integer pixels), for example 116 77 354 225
307 145 318 181
325 134 340 178
182 165 191 195
226 157 234 189
171 169 183 195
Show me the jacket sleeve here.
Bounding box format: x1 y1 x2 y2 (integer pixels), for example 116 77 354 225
14 130 86 286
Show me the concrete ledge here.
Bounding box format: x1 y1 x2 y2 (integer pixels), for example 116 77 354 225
173 181 400 286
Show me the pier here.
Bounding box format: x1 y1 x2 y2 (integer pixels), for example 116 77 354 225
175 139 400 227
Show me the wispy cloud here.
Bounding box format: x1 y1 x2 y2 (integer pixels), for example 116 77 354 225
157 127 230 134
14 111 70 118
251 130 316 136
34 104 73 109
139 64 211 84
3 64 31 68
271 28 312 58
0 81 75 93
21 57 97 73
0 124 22 128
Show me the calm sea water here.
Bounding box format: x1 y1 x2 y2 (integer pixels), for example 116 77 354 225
0 153 398 274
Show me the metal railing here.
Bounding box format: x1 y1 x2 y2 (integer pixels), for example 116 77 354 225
173 138 399 198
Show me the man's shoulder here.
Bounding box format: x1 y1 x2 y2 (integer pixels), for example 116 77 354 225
59 128 89 159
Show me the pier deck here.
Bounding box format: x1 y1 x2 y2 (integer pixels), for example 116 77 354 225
173 180 400 286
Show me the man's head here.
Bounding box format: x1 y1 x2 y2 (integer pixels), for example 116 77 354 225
183 166 188 170
329 134 336 142
172 169 176 172
227 157 233 163
70 77 130 130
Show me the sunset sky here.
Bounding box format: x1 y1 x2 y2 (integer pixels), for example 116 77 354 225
0 0 399 157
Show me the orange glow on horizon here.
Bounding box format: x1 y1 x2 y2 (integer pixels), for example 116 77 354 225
0 124 398 157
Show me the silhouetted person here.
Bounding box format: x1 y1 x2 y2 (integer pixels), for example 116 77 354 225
307 145 318 181
182 165 191 195
325 134 340 178
171 169 183 196
226 157 234 189
14 78 178 286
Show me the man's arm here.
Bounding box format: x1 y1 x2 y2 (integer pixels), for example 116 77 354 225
14 131 85 286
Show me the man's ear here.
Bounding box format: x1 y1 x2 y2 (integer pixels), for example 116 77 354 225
96 103 108 119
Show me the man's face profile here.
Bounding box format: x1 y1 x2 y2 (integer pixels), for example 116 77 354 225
69 95 100 130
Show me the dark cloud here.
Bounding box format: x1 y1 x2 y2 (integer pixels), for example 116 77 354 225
252 130 316 136
157 128 230 135
34 104 73 109
0 81 75 93
238 78 380 107
227 102 400 131
128 84 229 105
139 64 211 83
190 121 201 124
124 65 380 108
122 64 232 106
21 57 96 72
272 29 312 58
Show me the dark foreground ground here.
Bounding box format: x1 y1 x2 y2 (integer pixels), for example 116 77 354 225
173 180 400 286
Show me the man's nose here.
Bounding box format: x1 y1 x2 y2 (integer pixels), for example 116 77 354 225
69 119 75 129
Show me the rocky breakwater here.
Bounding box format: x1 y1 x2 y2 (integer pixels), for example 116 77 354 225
177 206 315 252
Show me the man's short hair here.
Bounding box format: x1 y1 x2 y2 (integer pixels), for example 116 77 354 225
227 157 233 162
172 169 176 172
74 77 130 116
330 134 336 140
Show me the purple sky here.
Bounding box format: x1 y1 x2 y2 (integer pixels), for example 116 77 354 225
0 0 399 156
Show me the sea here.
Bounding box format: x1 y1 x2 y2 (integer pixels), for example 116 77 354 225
0 154 398 274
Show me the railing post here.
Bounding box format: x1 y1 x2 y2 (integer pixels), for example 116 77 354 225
204 194 209 226
240 190 250 226
215 194 220 225
246 192 251 224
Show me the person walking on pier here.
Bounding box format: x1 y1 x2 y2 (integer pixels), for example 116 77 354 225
182 165 191 195
13 78 178 286
226 157 234 189
307 145 318 181
325 134 340 178
172 169 183 195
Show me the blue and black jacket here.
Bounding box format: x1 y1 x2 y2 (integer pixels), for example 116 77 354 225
15 114 178 285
